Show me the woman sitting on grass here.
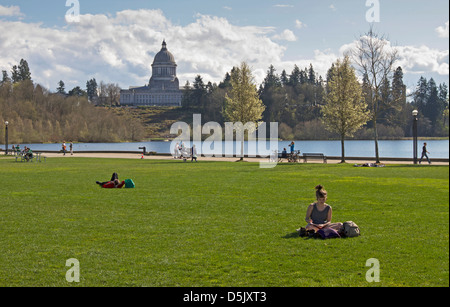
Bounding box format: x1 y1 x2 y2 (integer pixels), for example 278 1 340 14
298 185 343 236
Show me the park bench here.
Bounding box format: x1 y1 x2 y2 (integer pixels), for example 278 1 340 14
15 152 45 162
302 153 327 163
276 150 301 163
277 152 288 162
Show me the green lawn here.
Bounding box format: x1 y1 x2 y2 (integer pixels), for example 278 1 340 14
0 157 448 287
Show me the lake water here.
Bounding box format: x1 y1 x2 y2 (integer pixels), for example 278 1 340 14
4 139 449 159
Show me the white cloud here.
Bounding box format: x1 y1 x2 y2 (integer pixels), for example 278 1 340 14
0 7 447 93
436 21 449 38
396 45 449 76
339 38 449 77
0 10 285 89
272 29 297 42
274 4 294 8
329 4 337 11
295 20 306 29
0 5 24 17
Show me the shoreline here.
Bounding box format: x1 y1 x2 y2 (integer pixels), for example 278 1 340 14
18 151 449 165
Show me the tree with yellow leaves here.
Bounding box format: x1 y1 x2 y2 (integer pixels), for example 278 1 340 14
224 62 265 160
321 56 370 163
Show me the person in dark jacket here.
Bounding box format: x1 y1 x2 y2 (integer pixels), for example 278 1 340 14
419 142 431 164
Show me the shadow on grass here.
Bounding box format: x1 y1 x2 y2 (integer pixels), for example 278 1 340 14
282 231 352 240
282 231 301 239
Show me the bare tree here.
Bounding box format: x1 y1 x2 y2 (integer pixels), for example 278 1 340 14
351 27 399 163
97 81 121 106
107 83 121 106
98 81 108 106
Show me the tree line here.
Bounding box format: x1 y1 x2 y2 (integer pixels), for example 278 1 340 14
0 59 145 145
1 28 448 149
180 29 448 162
181 31 448 145
182 65 448 141
55 78 121 106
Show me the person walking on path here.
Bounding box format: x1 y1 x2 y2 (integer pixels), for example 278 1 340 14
70 141 73 155
62 142 67 156
191 145 198 162
419 142 431 164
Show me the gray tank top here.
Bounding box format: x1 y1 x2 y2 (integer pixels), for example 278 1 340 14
311 203 330 224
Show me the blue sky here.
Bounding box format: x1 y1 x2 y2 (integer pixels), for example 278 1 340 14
0 0 448 94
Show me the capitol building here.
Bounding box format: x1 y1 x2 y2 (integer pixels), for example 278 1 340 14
120 41 183 107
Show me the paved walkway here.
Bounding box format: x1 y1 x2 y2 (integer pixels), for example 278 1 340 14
40 152 449 165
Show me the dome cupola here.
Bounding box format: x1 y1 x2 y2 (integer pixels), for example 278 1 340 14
149 40 179 90
152 40 176 65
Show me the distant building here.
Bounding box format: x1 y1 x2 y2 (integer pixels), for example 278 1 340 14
120 41 182 107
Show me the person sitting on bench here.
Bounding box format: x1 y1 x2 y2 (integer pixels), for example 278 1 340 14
96 172 125 188
25 147 33 161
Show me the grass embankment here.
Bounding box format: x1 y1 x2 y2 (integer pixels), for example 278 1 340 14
111 106 194 140
0 157 448 286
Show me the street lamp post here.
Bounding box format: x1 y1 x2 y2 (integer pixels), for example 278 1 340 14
412 110 418 164
4 121 8 155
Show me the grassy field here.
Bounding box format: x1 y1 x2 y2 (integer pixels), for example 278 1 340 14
0 156 448 287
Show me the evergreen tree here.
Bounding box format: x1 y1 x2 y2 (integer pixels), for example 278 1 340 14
392 67 406 105
11 59 32 83
414 76 428 112
289 65 301 87
86 78 98 101
181 81 193 109
11 65 20 83
218 72 232 89
299 68 308 85
424 78 442 124
57 80 66 94
308 64 316 85
19 59 31 81
1 70 10 84
68 86 87 97
280 70 289 87
262 65 281 90
260 65 283 123
326 63 336 92
206 81 215 94
438 83 448 106
192 75 207 109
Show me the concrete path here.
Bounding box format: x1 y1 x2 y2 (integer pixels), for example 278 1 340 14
40 152 449 165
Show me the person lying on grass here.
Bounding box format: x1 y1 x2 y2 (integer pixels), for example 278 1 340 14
297 185 343 236
96 172 125 188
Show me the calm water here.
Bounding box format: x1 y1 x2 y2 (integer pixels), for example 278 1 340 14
3 139 449 159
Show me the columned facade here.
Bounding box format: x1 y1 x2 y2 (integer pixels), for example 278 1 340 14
120 41 182 107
